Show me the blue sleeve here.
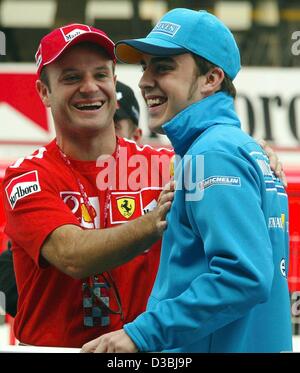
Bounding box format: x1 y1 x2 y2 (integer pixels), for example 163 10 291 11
124 150 274 352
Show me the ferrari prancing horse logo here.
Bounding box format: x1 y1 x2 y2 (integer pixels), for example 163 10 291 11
117 197 136 219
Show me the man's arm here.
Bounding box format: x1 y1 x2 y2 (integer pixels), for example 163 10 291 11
41 183 174 279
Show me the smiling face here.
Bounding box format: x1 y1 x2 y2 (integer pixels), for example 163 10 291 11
36 42 117 139
138 53 206 134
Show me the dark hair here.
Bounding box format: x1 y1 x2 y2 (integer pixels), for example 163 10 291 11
40 68 51 92
191 54 236 98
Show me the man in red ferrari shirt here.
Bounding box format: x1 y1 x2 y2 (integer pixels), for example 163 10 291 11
2 24 173 347
0 80 143 320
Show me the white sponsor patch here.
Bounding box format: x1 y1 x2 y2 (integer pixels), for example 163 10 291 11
63 28 87 42
280 258 286 277
268 216 284 229
152 22 181 37
143 199 157 214
60 191 100 229
35 45 42 68
199 176 241 190
256 159 273 177
5 170 41 209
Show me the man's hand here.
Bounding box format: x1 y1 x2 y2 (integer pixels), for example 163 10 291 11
152 180 175 235
81 329 138 353
258 140 287 187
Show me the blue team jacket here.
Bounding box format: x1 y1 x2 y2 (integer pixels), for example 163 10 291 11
124 92 292 352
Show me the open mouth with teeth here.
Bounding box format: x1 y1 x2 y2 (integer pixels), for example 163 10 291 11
147 97 167 108
74 102 104 111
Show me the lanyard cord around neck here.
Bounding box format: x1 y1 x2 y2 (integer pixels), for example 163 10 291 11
56 140 123 320
56 140 120 229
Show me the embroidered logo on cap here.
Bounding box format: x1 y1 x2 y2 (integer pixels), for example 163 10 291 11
62 28 87 42
152 22 181 37
60 25 90 42
35 45 42 68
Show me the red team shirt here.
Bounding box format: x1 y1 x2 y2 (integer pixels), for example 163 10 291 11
3 137 173 347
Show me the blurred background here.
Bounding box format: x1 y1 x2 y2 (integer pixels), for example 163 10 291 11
0 0 299 67
0 0 300 349
1 0 300 149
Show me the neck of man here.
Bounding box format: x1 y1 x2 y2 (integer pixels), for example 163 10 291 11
56 126 117 161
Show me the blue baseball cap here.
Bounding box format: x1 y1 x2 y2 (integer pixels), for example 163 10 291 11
115 8 241 80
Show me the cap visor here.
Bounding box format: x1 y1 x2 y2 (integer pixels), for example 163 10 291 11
115 38 186 64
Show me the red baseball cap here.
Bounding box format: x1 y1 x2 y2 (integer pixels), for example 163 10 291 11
35 23 116 76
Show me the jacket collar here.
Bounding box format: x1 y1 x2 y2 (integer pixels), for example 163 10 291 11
162 92 240 156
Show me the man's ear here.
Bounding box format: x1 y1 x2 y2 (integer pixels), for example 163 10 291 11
36 80 51 107
201 67 225 96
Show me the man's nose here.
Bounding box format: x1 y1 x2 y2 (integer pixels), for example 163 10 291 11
139 67 155 90
79 75 99 94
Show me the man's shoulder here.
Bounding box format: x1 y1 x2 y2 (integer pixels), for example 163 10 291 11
2 141 63 212
190 125 256 156
3 142 57 184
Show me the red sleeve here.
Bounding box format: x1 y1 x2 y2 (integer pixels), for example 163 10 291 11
2 165 80 268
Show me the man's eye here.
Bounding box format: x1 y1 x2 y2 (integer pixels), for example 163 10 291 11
156 65 172 73
63 75 80 82
95 73 107 79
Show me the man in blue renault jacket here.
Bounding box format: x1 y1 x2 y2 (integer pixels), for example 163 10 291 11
82 8 293 353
